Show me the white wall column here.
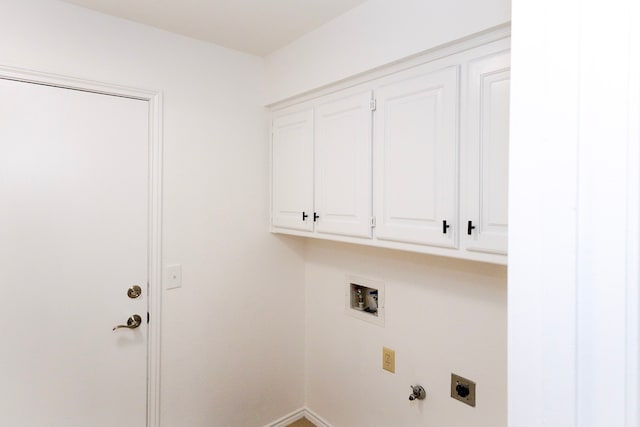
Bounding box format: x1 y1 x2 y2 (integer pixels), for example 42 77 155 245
509 0 640 425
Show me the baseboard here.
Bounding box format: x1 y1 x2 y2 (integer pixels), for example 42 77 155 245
302 407 332 427
265 407 332 427
264 408 306 427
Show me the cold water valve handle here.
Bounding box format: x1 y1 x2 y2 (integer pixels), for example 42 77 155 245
409 385 426 401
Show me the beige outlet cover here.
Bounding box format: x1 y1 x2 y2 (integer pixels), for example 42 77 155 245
383 347 395 373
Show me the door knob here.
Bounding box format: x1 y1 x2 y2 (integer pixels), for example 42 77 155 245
112 314 142 331
127 285 142 299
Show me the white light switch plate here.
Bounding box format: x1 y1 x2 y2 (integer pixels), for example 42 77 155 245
165 264 182 289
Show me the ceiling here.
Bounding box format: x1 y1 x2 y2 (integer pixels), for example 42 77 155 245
59 0 368 56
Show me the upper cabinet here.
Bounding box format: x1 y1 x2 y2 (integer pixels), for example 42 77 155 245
270 30 510 265
271 109 314 231
315 91 373 238
271 90 374 239
374 65 459 248
462 51 510 255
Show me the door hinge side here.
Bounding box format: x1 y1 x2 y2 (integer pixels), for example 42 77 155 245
371 217 376 227
370 99 377 111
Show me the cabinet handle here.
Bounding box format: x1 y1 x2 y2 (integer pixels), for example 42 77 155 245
302 211 308 221
467 221 476 235
442 220 450 234
313 212 320 222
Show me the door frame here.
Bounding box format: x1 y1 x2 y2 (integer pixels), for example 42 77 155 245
0 65 163 427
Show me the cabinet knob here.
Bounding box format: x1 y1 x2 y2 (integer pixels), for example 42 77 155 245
467 221 476 235
442 220 451 234
313 212 320 222
302 211 308 221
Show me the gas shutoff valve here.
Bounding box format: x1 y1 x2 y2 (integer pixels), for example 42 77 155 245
409 385 426 401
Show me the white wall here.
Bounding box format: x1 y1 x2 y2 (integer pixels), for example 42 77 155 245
305 241 507 427
264 0 511 104
0 1 306 426
266 1 511 425
509 0 640 425
3 0 513 425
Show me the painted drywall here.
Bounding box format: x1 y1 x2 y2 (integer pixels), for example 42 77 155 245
264 0 511 104
0 1 306 426
304 240 507 427
265 1 510 425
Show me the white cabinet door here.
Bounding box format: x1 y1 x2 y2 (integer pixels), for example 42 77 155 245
314 91 373 238
462 51 510 254
374 65 459 248
272 109 314 231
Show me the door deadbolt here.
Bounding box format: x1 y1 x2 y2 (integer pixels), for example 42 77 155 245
127 285 142 299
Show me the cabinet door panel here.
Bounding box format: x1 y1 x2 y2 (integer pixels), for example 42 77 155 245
374 66 459 247
272 109 314 231
463 51 510 254
314 91 372 238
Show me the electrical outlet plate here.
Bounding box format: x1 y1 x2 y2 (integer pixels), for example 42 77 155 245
451 373 476 407
165 264 182 289
382 347 395 373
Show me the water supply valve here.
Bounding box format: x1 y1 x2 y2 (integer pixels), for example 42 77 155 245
408 384 426 401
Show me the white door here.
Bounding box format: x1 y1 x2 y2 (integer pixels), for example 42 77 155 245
462 51 510 254
314 91 373 238
271 109 314 232
374 65 459 248
0 78 149 426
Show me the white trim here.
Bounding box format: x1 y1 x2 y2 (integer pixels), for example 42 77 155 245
625 3 640 424
271 227 507 265
0 65 155 100
0 65 164 427
574 1 637 424
266 23 511 109
303 408 332 427
146 91 163 427
264 408 306 427
264 407 332 427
